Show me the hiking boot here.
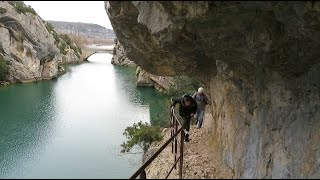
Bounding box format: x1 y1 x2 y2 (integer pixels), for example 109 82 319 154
185 134 190 142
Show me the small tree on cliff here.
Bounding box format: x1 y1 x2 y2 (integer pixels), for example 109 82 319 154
121 121 163 153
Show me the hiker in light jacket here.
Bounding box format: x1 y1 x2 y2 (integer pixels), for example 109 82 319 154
193 87 209 128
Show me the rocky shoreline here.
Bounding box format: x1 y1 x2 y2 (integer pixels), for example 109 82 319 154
0 64 68 87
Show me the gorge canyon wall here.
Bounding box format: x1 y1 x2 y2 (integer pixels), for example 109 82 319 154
0 1 82 85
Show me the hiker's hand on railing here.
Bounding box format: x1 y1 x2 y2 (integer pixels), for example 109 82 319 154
170 98 175 108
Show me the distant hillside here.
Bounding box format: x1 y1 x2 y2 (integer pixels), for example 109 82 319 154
47 20 116 40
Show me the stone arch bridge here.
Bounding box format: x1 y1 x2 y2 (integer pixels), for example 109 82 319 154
81 48 114 60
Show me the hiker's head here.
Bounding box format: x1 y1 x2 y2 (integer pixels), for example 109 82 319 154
183 96 192 106
198 87 204 94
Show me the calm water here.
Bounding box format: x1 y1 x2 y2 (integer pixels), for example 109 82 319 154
0 53 170 179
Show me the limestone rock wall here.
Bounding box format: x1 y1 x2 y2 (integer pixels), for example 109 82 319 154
0 1 81 84
209 61 319 178
111 39 136 67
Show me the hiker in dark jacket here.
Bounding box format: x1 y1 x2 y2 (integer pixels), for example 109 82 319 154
171 94 197 142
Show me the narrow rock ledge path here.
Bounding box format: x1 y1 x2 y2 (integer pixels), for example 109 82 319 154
144 108 235 179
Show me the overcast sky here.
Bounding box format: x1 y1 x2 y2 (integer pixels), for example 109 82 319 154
24 1 113 29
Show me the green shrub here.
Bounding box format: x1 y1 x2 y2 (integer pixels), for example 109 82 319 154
61 34 82 58
56 34 83 57
46 31 81 57
121 121 163 153
167 75 203 97
52 31 60 44
70 44 81 58
45 22 54 33
10 1 37 15
58 42 68 55
0 55 9 81
60 34 72 46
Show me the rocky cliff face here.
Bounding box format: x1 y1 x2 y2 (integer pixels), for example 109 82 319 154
111 39 136 66
106 1 320 178
0 1 81 84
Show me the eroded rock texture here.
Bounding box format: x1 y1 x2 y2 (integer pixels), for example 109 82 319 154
106 1 320 178
0 1 81 84
111 39 136 66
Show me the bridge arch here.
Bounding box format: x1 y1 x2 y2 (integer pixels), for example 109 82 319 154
81 49 114 60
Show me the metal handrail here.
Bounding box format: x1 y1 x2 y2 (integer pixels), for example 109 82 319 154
129 107 185 179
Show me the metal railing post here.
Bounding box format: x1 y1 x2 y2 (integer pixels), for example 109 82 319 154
139 170 146 179
171 108 174 154
179 129 184 179
174 114 178 169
